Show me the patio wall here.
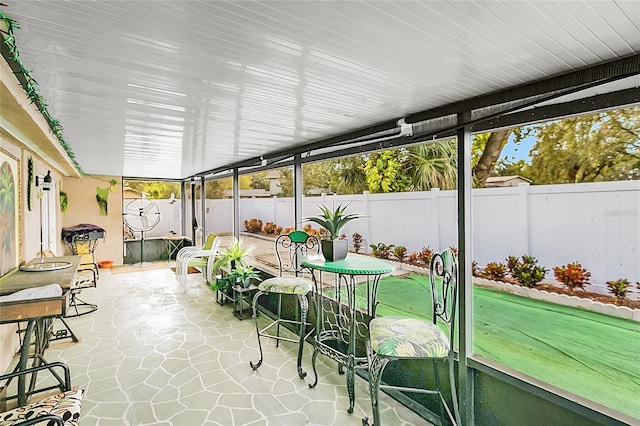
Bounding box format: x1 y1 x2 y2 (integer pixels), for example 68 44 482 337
146 180 639 292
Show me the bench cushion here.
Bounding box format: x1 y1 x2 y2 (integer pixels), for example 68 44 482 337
0 389 83 426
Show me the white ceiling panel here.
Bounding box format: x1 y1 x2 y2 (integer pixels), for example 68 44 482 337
3 0 639 179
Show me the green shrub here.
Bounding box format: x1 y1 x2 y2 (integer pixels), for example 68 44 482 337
282 226 295 235
418 247 434 265
302 223 324 238
553 262 591 292
370 243 394 259
483 262 507 281
392 246 407 261
262 221 277 235
243 218 263 233
507 255 546 288
606 278 630 304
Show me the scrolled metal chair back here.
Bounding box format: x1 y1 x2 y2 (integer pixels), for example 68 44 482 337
274 230 320 277
429 248 458 330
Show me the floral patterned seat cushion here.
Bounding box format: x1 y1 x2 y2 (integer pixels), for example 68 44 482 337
0 389 83 426
369 317 449 358
258 276 313 295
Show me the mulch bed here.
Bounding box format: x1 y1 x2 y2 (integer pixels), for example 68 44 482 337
534 283 640 309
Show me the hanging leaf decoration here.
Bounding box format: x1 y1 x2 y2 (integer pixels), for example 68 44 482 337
59 191 68 213
96 187 109 215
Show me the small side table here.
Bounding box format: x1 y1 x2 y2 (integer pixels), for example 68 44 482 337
232 284 258 320
164 235 189 260
215 278 232 306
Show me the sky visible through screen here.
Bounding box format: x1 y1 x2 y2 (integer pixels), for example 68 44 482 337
500 133 536 164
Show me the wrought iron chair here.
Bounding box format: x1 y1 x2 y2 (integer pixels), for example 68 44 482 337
250 230 320 379
175 233 220 290
0 362 83 425
365 248 460 426
65 239 99 318
37 249 95 343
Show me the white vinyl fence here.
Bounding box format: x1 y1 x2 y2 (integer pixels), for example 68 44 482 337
147 180 639 290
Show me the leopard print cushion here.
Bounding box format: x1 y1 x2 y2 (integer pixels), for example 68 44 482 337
0 389 83 426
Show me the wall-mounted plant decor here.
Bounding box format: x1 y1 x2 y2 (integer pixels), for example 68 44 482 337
27 156 33 211
96 187 109 215
59 191 68 213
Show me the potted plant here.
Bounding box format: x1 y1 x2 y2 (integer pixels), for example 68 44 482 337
305 203 364 261
228 264 262 288
210 238 253 292
213 238 250 269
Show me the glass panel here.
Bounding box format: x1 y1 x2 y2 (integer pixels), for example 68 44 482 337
204 177 233 237
122 179 181 239
470 106 640 419
237 167 292 235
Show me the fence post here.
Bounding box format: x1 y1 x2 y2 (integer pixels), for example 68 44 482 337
431 188 441 250
272 196 277 226
363 191 371 254
518 183 530 255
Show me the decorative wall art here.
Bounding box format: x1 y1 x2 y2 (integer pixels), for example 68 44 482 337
59 191 68 213
96 187 109 215
0 149 20 278
27 156 33 211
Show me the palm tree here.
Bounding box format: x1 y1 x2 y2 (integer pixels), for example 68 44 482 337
407 139 457 191
331 157 368 195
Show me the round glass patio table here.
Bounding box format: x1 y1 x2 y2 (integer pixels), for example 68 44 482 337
301 254 394 413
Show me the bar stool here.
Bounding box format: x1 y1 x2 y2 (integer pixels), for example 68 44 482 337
249 230 319 379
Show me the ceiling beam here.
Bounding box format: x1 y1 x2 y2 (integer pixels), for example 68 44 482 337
404 54 640 124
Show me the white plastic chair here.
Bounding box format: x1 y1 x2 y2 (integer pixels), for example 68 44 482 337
175 234 220 291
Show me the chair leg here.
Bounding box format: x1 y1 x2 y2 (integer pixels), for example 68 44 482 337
250 291 309 379
434 358 459 426
433 359 446 424
308 346 320 389
296 294 308 379
65 291 98 318
448 354 461 426
249 291 265 371
275 293 283 347
364 339 389 426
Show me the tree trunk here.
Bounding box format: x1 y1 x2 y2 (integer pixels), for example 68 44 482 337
473 129 512 186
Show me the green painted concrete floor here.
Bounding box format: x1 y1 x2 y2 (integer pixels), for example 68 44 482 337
370 273 640 421
22 267 427 425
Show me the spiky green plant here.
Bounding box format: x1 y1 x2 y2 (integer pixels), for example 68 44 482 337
305 204 363 240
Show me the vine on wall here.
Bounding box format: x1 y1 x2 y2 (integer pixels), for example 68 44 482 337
0 9 83 174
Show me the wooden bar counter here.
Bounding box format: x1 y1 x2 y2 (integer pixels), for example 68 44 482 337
0 256 80 405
